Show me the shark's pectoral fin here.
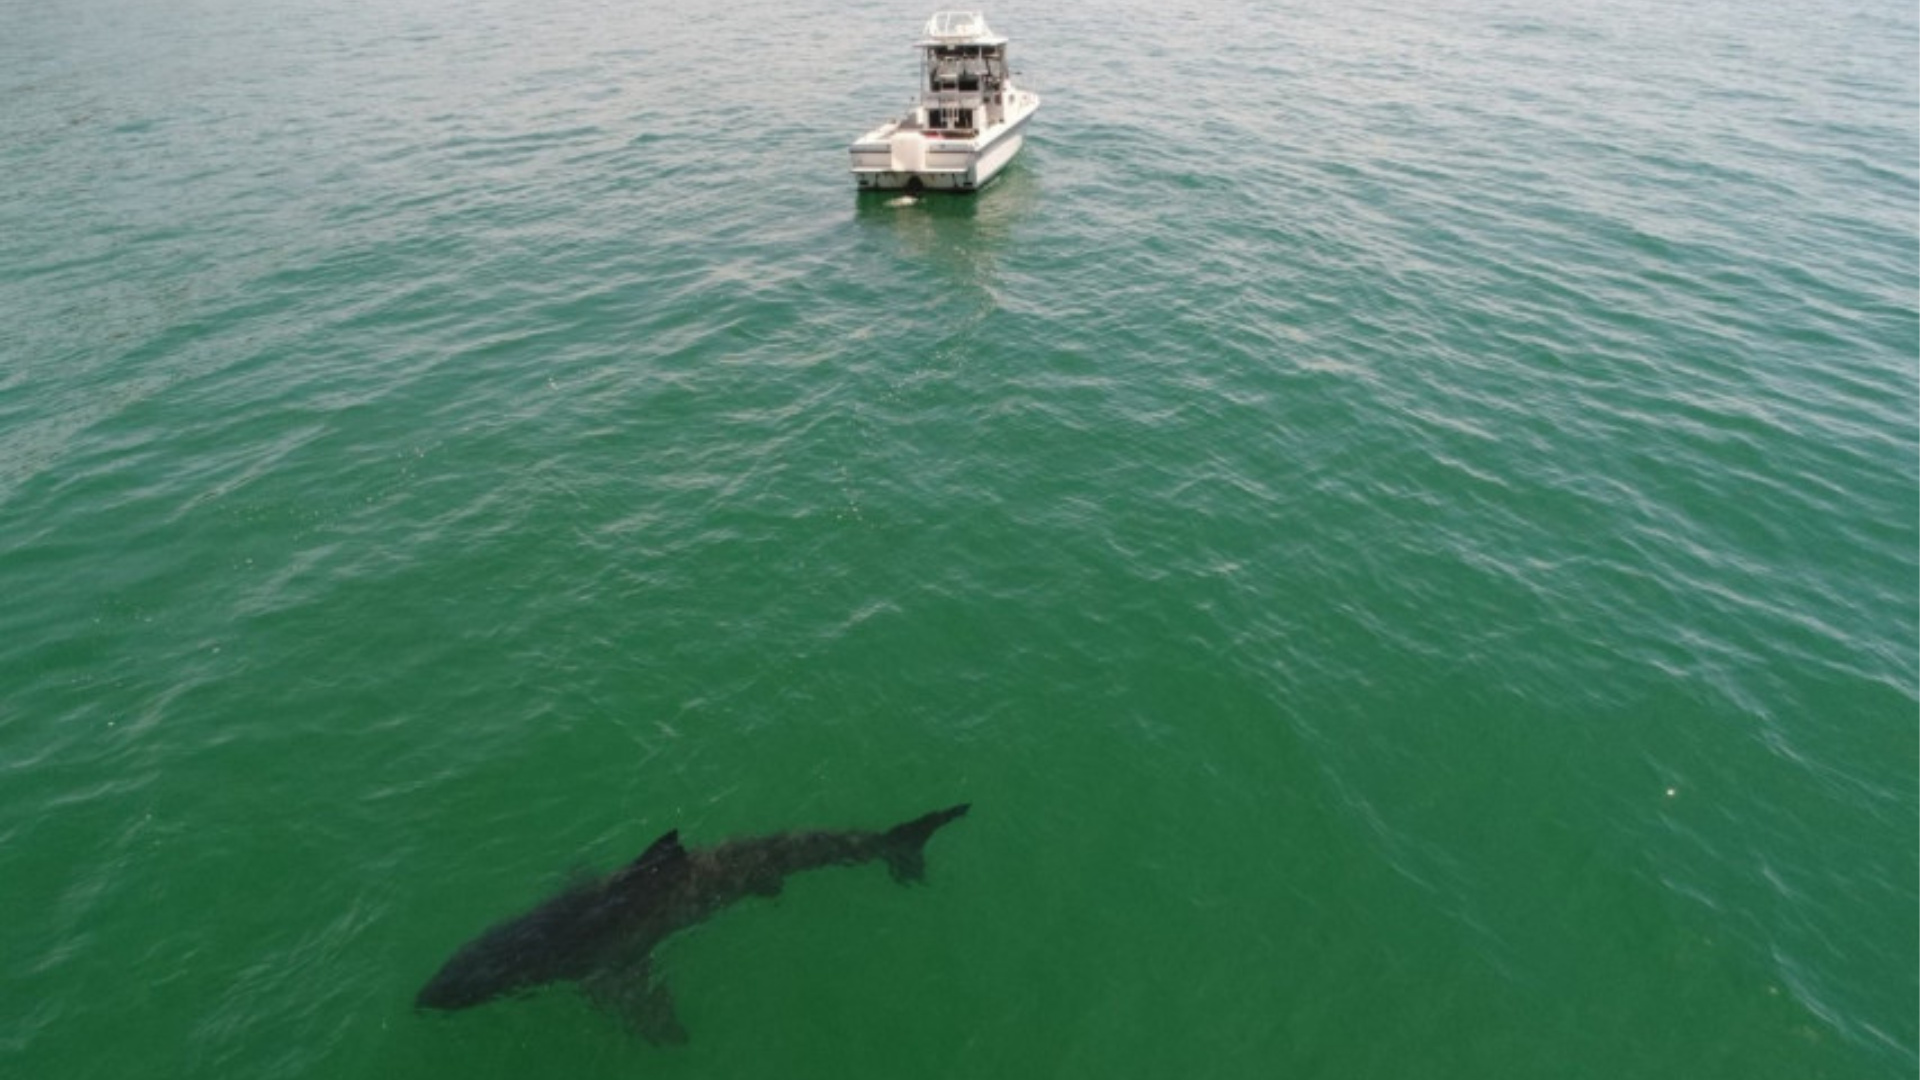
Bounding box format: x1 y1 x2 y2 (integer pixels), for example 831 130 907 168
583 956 688 1046
629 978 689 1047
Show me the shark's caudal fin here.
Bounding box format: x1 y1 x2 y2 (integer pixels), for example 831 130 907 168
880 803 971 884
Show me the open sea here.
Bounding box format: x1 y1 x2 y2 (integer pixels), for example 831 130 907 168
3 0 1916 1076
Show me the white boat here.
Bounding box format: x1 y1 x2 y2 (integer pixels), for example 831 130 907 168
850 11 1040 193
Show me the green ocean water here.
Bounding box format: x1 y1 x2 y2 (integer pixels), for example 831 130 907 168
3 0 1916 1076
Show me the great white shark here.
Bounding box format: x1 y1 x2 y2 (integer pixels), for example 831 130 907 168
415 804 970 1042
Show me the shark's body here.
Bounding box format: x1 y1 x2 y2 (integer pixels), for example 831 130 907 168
415 804 970 1042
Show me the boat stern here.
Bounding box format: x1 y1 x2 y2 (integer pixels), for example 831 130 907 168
851 128 979 191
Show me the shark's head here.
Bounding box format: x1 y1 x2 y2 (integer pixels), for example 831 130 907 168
415 829 693 1012
415 937 538 1010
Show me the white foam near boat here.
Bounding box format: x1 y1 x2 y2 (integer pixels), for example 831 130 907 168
850 11 1040 193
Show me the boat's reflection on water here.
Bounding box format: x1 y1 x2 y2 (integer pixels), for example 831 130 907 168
850 159 1041 294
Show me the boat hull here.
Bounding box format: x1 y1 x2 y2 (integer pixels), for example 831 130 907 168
850 104 1036 193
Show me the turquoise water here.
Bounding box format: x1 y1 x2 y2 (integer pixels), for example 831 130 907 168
3 0 1915 1076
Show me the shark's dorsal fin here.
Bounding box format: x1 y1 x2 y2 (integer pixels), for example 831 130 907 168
632 829 687 871
608 829 689 896
606 826 691 895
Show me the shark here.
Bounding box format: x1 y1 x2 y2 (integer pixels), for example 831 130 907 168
414 803 970 1043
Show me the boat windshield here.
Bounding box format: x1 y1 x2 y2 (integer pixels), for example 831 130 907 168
925 46 1006 93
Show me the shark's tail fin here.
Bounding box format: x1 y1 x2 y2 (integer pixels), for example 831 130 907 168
881 803 971 884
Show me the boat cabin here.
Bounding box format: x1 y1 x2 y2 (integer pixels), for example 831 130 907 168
915 12 1013 135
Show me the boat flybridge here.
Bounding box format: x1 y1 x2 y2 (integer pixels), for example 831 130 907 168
850 11 1040 193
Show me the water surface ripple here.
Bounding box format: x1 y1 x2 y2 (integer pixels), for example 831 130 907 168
1 0 1914 1077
